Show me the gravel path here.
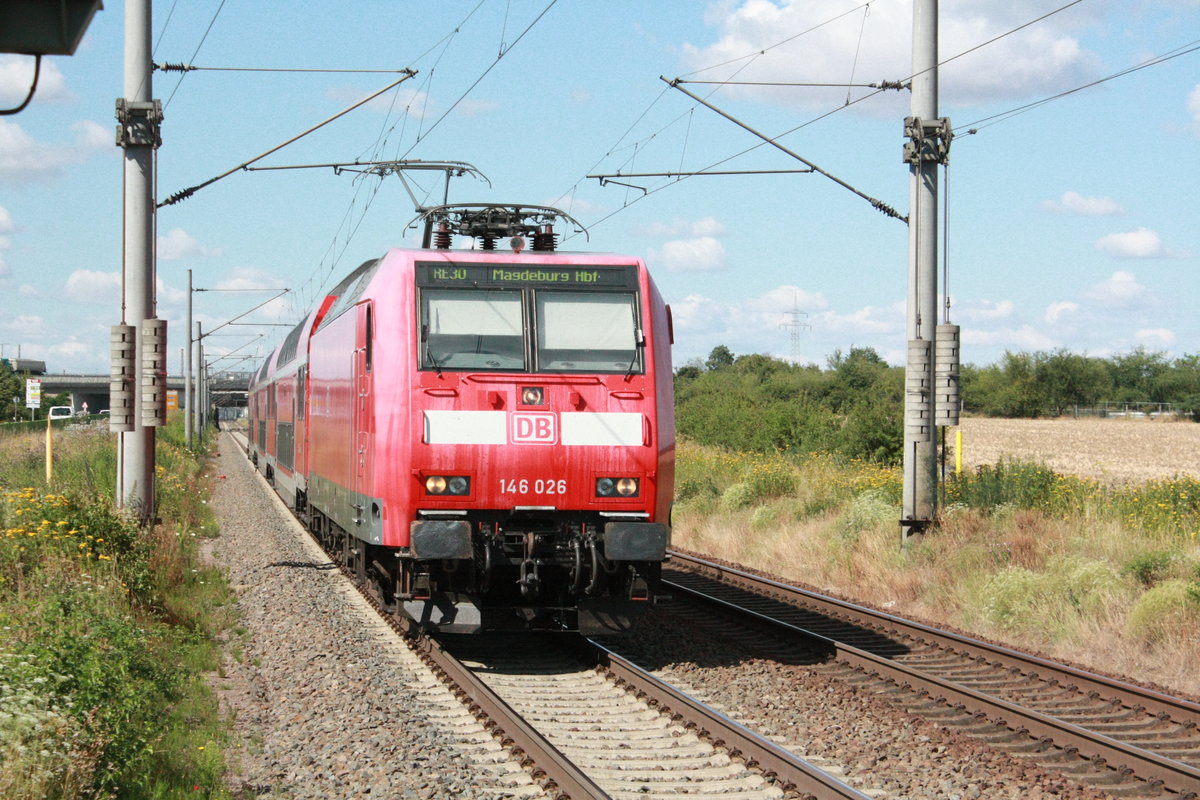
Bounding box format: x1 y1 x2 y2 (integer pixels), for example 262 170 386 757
205 433 547 799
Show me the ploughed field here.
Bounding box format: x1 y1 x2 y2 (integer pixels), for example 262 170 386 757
954 416 1200 483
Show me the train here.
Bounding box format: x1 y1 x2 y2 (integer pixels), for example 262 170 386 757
247 204 675 634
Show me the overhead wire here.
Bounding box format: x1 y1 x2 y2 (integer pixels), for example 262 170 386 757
163 0 229 109
296 0 495 311
959 36 1200 134
557 2 882 231
567 0 1104 237
294 0 560 315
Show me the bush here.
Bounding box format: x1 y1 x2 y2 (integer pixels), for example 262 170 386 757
1123 551 1174 587
974 557 1128 637
1125 579 1200 643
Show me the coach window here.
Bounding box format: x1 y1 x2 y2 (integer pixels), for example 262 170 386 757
296 367 306 420
421 289 525 371
535 291 640 373
365 306 373 372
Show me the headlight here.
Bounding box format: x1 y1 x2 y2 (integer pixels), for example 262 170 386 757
425 476 470 496
596 477 639 497
521 386 544 405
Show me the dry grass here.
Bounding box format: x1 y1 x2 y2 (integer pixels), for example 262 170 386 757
671 435 1200 699
953 416 1200 484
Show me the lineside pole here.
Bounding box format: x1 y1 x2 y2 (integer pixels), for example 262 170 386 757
116 0 161 521
901 0 949 546
185 269 193 449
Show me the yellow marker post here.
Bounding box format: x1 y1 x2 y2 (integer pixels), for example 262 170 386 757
45 414 54 485
954 428 962 476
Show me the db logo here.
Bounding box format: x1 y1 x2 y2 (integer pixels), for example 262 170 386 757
510 412 557 444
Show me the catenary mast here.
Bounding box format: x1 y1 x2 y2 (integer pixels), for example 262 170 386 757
114 0 163 520
901 0 954 544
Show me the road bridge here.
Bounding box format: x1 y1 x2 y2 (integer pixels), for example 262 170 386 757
35 371 251 417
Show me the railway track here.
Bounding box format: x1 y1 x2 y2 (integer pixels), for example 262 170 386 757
229 430 871 799
662 549 1200 799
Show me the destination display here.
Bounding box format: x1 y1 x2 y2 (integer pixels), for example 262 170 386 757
417 262 636 289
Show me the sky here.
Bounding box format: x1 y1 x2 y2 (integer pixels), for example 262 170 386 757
1 0 1197 377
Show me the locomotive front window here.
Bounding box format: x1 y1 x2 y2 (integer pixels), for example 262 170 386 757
535 291 640 373
422 289 525 371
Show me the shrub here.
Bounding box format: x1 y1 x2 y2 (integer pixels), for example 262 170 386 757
838 491 895 538
1125 579 1200 643
1123 551 1174 587
974 557 1127 637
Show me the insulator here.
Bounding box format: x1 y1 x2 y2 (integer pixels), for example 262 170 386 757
479 234 498 250
434 221 452 250
532 224 558 252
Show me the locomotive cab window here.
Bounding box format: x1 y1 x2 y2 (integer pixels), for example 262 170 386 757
416 262 644 375
422 289 525 371
536 291 640 372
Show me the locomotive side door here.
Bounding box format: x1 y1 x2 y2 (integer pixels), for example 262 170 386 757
352 302 375 531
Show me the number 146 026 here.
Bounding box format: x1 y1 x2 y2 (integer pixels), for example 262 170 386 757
499 478 567 495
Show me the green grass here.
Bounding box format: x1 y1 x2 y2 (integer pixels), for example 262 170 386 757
0 413 235 799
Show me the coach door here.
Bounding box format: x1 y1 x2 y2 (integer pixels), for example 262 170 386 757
352 302 375 529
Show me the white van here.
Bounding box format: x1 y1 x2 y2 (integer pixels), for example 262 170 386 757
48 406 74 420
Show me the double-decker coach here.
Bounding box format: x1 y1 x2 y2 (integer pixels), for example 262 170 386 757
248 205 674 633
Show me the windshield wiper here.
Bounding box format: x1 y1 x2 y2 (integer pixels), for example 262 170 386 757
421 324 444 376
624 330 645 381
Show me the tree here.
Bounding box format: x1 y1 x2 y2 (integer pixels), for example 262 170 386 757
704 345 734 372
0 359 23 421
825 346 889 413
1033 349 1111 416
1107 347 1169 401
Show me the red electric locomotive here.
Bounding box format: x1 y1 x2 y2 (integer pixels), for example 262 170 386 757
247 205 674 633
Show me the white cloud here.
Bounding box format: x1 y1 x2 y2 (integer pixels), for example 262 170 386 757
48 339 93 359
744 284 829 314
815 302 903 335
961 325 1057 350
156 278 187 307
457 98 498 117
0 55 73 107
651 237 728 272
1134 328 1176 348
65 269 121 303
1094 227 1169 259
1083 270 1149 308
326 86 433 118
0 205 13 233
18 284 38 297
958 299 1015 322
158 228 223 261
670 293 734 335
680 1 1101 114
0 119 111 185
635 217 727 238
71 119 112 150
1043 191 1121 216
0 314 50 339
212 266 286 292
0 231 8 279
1044 301 1079 324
